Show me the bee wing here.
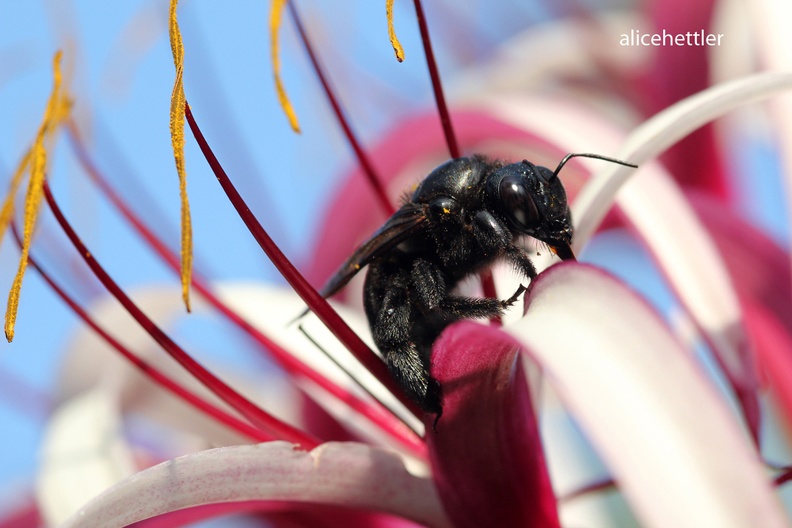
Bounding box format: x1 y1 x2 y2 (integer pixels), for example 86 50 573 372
320 202 427 299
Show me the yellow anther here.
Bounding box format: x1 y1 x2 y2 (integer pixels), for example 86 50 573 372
5 51 70 341
168 0 193 312
270 0 301 132
386 0 405 62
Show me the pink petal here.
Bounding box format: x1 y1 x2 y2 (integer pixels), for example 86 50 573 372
62 441 450 528
503 263 787 528
478 92 760 434
425 323 559 528
641 0 726 194
568 72 792 437
691 192 792 338
743 300 792 429
129 501 426 527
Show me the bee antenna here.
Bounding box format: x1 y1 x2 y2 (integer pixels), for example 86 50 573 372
551 153 638 180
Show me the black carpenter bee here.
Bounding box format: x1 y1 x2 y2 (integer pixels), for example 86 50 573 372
319 153 636 416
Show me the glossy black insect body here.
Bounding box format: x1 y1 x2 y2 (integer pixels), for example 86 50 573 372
320 153 635 416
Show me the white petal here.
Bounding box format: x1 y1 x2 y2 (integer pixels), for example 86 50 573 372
616 164 747 376
569 72 792 392
62 441 449 528
58 287 192 399
37 387 136 526
505 264 788 528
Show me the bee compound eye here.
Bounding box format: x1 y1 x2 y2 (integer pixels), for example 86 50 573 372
499 174 540 229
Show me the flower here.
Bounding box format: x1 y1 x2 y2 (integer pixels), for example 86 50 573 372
2 1 792 527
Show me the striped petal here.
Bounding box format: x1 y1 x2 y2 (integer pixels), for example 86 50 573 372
61 441 449 528
501 263 787 528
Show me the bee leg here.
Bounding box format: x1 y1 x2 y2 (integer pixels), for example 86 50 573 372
366 266 442 414
384 339 442 415
439 292 525 320
504 244 538 281
410 258 448 312
502 283 527 306
411 258 506 319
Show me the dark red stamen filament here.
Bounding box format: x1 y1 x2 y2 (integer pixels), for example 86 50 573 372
559 477 616 502
65 123 424 453
12 225 271 443
774 467 792 487
41 180 318 448
184 103 422 419
413 0 460 159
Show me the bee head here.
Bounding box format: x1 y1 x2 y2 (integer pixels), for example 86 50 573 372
485 160 574 259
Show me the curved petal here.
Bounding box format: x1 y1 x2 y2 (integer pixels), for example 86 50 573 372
573 71 792 247
502 263 788 528
614 162 760 433
425 323 559 528
535 72 792 439
37 387 136 526
62 441 450 528
128 501 430 528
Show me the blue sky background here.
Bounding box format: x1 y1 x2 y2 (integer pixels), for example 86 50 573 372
0 0 789 521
